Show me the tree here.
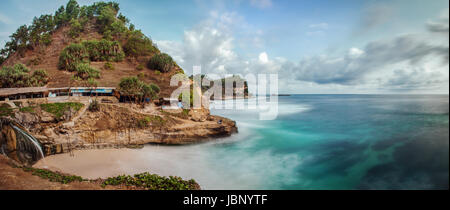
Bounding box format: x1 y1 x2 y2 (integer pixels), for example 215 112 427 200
9 25 30 56
0 56 5 66
119 77 159 105
0 64 48 88
58 43 88 71
69 18 83 38
74 63 100 80
54 6 66 28
147 53 174 73
123 30 159 58
65 0 80 21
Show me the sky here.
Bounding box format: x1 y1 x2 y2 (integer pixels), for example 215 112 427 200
0 0 449 94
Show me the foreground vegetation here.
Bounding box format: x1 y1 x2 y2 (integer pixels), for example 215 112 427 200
19 166 199 190
22 167 85 184
102 172 199 190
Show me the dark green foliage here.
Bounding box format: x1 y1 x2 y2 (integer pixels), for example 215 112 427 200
29 15 55 47
0 55 5 66
59 40 124 71
82 39 124 62
101 172 199 190
104 62 114 70
0 64 48 88
119 77 160 103
88 100 100 112
124 30 159 58
65 0 81 21
74 63 100 80
0 103 14 117
58 43 88 71
23 167 84 184
40 102 84 118
68 18 83 38
147 53 174 73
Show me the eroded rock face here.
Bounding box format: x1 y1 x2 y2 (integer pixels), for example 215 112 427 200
0 119 19 162
4 103 238 158
0 118 44 165
14 112 40 128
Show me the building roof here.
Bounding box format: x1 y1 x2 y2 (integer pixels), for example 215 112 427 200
0 87 50 97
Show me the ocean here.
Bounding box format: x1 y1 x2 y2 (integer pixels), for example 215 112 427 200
37 95 449 190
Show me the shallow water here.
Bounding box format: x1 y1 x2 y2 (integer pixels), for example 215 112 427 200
36 95 449 189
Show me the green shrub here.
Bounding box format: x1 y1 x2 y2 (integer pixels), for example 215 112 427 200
119 77 160 104
136 64 144 71
59 40 124 71
101 172 199 190
147 53 174 73
74 63 100 80
58 43 88 71
0 103 14 117
0 64 49 88
137 72 145 79
40 102 84 118
23 167 84 184
82 39 124 62
104 62 114 70
68 18 83 38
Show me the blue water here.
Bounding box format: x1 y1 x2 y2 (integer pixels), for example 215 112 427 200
205 95 449 190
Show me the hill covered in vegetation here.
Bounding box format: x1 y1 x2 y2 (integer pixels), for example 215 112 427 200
0 0 184 97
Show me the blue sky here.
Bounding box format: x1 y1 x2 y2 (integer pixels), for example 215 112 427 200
0 0 449 93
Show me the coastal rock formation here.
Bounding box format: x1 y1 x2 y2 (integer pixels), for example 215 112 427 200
1 100 237 159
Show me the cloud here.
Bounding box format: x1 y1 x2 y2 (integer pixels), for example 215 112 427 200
290 34 448 85
157 11 449 93
157 12 242 75
249 0 272 9
427 8 449 33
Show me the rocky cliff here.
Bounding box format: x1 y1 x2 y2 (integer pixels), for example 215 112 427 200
0 100 237 162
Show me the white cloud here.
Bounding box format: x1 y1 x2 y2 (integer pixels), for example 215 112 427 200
258 52 269 63
157 11 449 94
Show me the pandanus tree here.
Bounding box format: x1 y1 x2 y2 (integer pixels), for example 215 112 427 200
119 77 160 106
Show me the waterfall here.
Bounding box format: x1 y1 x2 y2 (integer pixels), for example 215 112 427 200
11 125 45 162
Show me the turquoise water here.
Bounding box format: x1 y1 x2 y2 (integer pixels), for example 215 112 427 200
206 95 449 190
39 94 449 190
